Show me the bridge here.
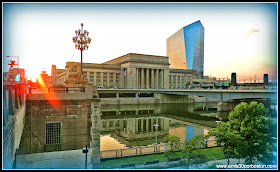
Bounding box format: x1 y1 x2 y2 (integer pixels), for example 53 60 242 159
97 88 277 102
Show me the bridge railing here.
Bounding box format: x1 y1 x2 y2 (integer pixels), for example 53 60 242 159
29 87 86 94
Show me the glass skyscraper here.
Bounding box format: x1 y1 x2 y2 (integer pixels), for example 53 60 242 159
167 20 204 78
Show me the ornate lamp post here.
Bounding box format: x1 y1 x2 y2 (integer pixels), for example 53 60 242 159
72 23 91 76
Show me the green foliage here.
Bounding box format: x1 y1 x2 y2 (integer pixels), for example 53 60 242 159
163 134 207 169
163 135 181 160
207 101 276 165
163 135 181 151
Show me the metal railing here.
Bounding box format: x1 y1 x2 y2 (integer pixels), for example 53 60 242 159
100 140 218 159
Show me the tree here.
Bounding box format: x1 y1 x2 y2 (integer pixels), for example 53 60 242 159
230 101 276 164
180 135 207 169
163 135 207 169
208 122 243 166
163 135 181 160
208 101 276 165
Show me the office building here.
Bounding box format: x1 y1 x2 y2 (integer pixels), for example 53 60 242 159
167 20 204 79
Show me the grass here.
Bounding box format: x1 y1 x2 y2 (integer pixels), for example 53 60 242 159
100 147 225 169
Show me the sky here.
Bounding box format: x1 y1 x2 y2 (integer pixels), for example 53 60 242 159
2 2 278 82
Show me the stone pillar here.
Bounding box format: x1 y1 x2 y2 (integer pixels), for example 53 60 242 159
141 119 144 132
151 69 154 88
136 68 139 89
116 93 119 98
160 118 164 131
141 68 144 89
90 101 101 169
164 69 169 89
87 71 90 82
113 72 116 86
171 75 174 88
107 72 110 88
100 72 104 87
146 119 149 132
160 69 164 89
136 93 139 98
156 69 159 89
132 68 137 88
179 74 182 89
146 68 150 89
151 118 153 132
135 119 139 133
163 118 169 131
94 72 97 86
120 68 124 88
175 74 178 88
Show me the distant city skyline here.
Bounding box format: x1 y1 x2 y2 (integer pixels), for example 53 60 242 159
3 2 277 82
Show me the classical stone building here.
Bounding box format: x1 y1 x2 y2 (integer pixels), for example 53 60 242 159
52 53 193 89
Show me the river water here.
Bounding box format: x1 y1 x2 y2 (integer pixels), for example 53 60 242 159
99 100 277 151
17 100 277 154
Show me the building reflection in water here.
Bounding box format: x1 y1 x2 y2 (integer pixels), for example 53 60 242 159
18 100 276 153
99 103 219 149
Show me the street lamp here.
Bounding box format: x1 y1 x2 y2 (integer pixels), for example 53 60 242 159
154 124 159 152
82 145 89 169
73 23 91 76
216 121 221 127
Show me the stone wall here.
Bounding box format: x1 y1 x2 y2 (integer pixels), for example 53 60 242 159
17 99 95 154
3 83 28 169
16 84 101 169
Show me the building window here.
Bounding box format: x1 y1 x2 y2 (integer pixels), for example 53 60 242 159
44 122 62 152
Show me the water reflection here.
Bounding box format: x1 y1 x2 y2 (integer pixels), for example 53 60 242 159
99 103 220 150
17 100 276 154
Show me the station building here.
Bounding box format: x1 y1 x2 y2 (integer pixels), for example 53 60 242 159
51 53 194 89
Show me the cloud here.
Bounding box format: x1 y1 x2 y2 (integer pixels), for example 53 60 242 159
245 29 260 37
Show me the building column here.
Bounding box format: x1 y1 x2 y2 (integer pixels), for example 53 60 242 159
87 71 90 82
160 69 164 89
136 68 139 89
94 72 97 86
141 68 144 89
175 74 178 88
160 118 164 131
151 118 153 132
101 72 104 86
116 93 119 98
146 119 149 132
180 74 182 89
171 75 174 88
164 69 169 89
113 72 116 86
146 68 150 89
120 68 124 88
107 72 110 88
156 69 159 89
135 119 139 133
141 119 144 132
133 68 137 88
151 69 154 89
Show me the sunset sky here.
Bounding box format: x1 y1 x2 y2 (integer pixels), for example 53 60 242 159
3 2 277 82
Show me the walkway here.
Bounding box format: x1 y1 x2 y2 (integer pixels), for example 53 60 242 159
113 158 277 169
